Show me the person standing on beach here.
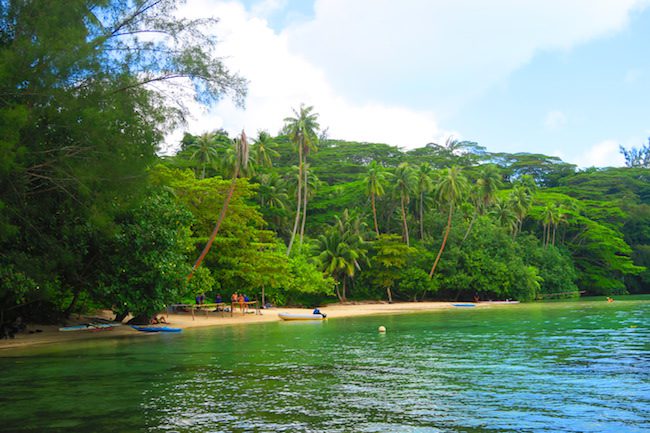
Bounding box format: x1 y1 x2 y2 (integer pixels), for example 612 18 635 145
238 293 246 313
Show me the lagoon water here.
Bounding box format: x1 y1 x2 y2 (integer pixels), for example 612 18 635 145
1 297 649 433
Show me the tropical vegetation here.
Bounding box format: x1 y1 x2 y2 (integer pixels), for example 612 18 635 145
1 0 648 324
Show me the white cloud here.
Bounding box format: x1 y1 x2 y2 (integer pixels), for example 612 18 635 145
165 0 649 161
167 1 450 152
574 139 626 168
286 0 649 111
544 111 568 130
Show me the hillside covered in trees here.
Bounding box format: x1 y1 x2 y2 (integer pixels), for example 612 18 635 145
1 0 649 324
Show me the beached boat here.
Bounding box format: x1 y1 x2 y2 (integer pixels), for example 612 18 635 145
452 303 476 307
278 313 327 321
59 323 119 331
131 326 182 333
479 300 520 304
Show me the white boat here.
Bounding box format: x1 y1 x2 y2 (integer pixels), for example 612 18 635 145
278 312 327 321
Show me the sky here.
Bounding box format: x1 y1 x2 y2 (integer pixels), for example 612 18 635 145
167 0 650 168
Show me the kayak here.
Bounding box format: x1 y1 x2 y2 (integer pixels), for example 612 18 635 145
452 303 476 307
278 313 327 321
59 323 117 331
131 326 182 333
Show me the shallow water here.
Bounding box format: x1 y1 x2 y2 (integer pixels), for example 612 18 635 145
1 297 648 433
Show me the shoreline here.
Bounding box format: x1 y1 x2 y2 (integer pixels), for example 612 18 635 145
0 301 497 351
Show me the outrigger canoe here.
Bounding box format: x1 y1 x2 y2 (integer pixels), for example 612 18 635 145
278 313 327 321
131 326 182 333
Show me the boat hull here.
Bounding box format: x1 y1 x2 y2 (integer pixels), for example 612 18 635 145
278 313 327 321
131 326 182 333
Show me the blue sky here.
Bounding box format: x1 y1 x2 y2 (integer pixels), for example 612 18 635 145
175 0 650 167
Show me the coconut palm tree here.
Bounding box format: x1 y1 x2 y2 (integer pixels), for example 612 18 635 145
462 165 502 242
415 162 435 240
318 210 369 302
283 104 320 255
364 161 390 236
394 163 416 246
252 130 279 169
429 166 468 278
509 185 532 237
491 199 518 236
188 132 219 179
188 130 250 281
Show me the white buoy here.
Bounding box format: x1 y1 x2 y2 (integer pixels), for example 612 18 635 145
378 326 386 333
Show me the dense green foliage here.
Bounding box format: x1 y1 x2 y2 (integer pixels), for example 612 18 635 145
1 1 647 323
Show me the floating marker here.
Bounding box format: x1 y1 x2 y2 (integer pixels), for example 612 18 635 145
378 326 386 333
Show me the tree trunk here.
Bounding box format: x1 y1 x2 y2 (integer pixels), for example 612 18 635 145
461 211 476 244
342 277 347 302
287 146 303 256
429 202 453 278
188 173 239 280
552 224 557 246
63 289 81 318
334 282 343 303
372 192 380 236
419 192 425 240
261 285 265 307
299 162 308 247
386 287 393 304
401 194 410 246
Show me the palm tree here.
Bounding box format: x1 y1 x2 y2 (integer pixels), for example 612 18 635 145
300 162 319 245
188 130 250 280
317 210 369 302
542 204 555 248
364 161 389 236
509 186 532 237
429 166 468 278
462 165 501 242
415 163 434 240
252 130 279 169
188 132 219 179
283 104 320 255
394 163 416 246
491 199 518 236
258 173 289 209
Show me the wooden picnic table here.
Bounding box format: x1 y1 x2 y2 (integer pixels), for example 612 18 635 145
167 301 259 320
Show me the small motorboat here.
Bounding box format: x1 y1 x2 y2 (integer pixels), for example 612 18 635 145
278 312 327 321
131 326 182 333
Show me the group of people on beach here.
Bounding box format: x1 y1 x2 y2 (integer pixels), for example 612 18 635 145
230 292 251 313
194 292 251 313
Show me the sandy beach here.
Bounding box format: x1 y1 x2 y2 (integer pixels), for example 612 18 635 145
0 301 496 350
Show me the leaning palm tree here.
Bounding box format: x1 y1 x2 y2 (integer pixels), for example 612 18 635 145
283 104 320 255
364 161 389 236
429 166 468 278
394 163 416 246
187 130 250 281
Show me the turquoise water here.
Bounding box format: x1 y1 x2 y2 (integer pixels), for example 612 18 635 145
0 297 648 433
